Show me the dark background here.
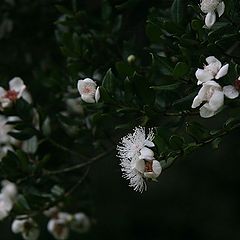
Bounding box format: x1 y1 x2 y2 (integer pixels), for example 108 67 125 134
1 0 240 239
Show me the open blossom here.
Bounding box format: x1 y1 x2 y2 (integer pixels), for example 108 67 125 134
200 0 225 28
77 78 100 103
0 77 28 109
117 126 161 192
192 80 224 118
47 212 72 240
195 56 229 85
0 193 13 220
12 217 40 240
0 180 17 220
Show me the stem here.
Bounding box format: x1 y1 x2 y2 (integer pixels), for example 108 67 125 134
163 122 240 170
17 168 90 220
45 148 114 175
48 138 89 160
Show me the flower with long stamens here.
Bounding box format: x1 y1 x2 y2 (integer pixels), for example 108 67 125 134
200 0 225 28
117 126 161 192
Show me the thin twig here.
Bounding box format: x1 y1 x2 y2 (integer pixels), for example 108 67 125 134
16 168 90 220
45 148 114 175
48 138 89 160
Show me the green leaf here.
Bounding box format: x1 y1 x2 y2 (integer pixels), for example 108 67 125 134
151 83 182 91
102 69 116 93
169 135 184 150
115 61 135 78
171 0 185 25
172 92 196 110
173 62 189 78
15 194 31 211
51 185 64 197
186 122 210 142
191 19 203 31
132 73 155 104
211 138 222 149
9 128 36 140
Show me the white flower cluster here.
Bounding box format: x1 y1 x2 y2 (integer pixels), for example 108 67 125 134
10 207 91 240
0 77 38 159
192 56 239 118
0 180 17 221
77 78 100 103
200 0 225 28
45 207 91 240
117 126 162 193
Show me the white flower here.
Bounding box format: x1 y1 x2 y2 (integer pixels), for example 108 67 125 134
77 78 100 103
117 126 155 161
117 126 161 192
70 213 90 233
222 77 240 99
195 56 229 85
47 212 72 240
0 77 26 108
200 0 225 28
1 180 17 200
0 180 17 220
0 193 13 220
192 80 224 118
12 217 40 240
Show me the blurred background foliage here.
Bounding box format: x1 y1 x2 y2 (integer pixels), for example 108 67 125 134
1 0 240 239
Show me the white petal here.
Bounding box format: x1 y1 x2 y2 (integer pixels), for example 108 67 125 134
22 90 32 104
9 77 26 96
95 86 100 103
203 80 221 88
206 56 221 66
0 87 6 98
191 95 202 108
71 213 90 233
132 159 145 173
22 227 40 240
22 136 38 154
144 140 155 148
144 172 156 179
195 69 213 84
77 78 96 96
199 105 215 118
205 11 216 28
11 219 25 233
208 90 224 111
152 160 162 177
217 1 225 17
223 85 239 99
215 64 229 79
81 94 95 103
139 147 154 160
1 180 17 199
